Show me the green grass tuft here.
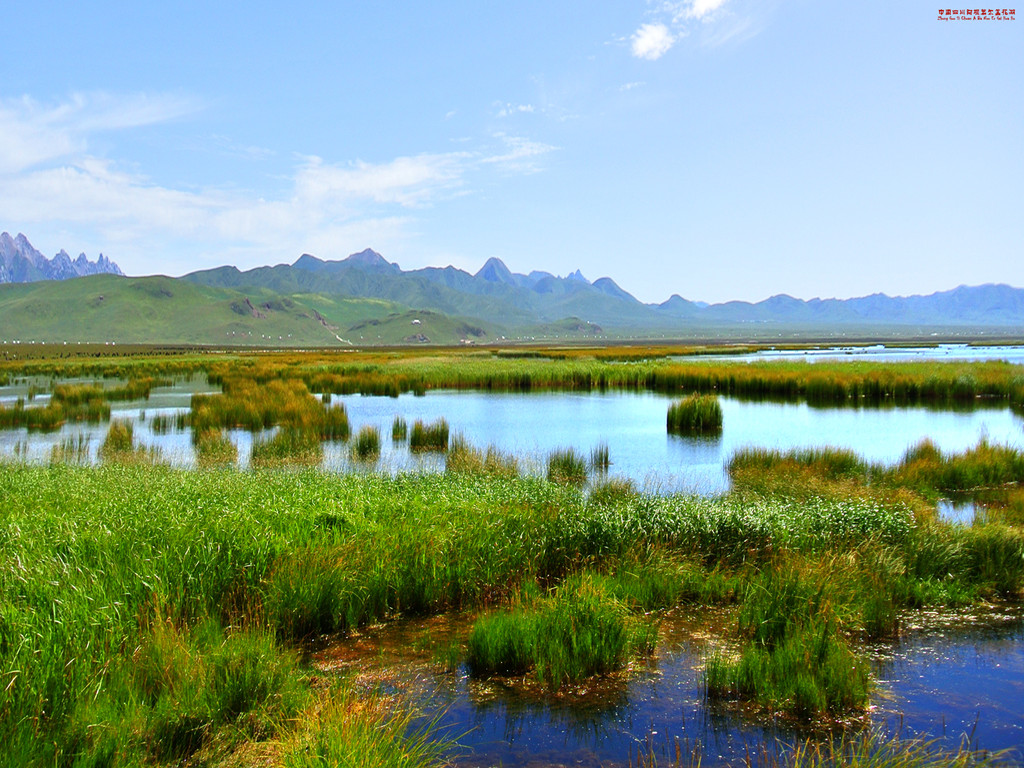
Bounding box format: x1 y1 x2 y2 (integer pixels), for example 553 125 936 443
409 418 449 451
351 425 381 460
547 447 588 487
667 394 723 435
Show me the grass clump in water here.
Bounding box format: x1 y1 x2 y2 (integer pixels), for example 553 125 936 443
590 442 610 473
320 403 350 441
547 447 588 487
705 558 870 719
392 415 408 441
352 425 381 460
99 419 161 464
467 572 657 690
667 393 723 435
446 434 519 478
194 427 238 467
782 729 1014 768
409 418 449 451
251 428 323 468
49 434 90 465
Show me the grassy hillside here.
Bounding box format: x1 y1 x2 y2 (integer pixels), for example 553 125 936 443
0 275 409 346
344 308 496 345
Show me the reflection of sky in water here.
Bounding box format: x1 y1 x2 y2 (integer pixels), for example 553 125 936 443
676 344 1024 365
1 382 1023 493
871 608 1024 761
326 607 1024 767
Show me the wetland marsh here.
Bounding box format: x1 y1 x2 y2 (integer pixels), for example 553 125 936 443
1 344 1022 767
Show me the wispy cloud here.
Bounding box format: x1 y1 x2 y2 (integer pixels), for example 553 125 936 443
480 133 558 174
631 23 675 60
0 93 558 274
495 102 536 118
0 92 198 173
675 0 730 21
628 0 758 59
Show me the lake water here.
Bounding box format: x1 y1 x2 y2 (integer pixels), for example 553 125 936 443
679 343 1024 365
1 384 1022 493
316 605 1024 767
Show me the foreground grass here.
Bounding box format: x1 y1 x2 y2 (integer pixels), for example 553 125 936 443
0 453 1020 763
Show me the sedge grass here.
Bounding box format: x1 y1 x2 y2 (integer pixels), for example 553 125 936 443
352 425 381 460
409 417 449 452
251 427 323 468
446 434 519 478
547 447 589 487
194 427 238 467
467 572 657 689
392 415 408 441
0 454 1016 763
667 394 723 435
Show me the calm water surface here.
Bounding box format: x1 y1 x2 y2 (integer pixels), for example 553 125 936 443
1 384 1022 493
679 343 1024 365
317 606 1024 767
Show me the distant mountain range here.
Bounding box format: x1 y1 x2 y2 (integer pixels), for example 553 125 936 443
185 248 1024 332
1 232 123 284
1 233 1022 345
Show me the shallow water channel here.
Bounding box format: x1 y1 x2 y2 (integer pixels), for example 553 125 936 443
314 605 1024 767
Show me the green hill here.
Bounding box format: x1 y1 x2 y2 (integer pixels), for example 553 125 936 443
0 275 409 346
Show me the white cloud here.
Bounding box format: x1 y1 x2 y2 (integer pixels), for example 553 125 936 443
0 93 558 274
0 92 198 173
629 0 754 58
495 103 536 118
631 23 675 60
293 152 471 209
480 134 558 174
679 0 729 20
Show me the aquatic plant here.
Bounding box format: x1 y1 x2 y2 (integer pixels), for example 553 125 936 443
280 686 451 768
99 419 160 464
667 394 723 435
392 415 408 441
409 417 449 451
352 425 381 459
467 572 657 690
547 447 588 487
590 441 611 472
194 428 238 467
49 434 90 465
251 427 323 467
705 559 870 718
320 403 350 441
446 434 519 478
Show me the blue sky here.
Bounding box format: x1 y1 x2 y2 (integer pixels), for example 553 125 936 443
1 1 1020 303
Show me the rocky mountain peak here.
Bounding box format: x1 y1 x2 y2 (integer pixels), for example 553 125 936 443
0 232 124 283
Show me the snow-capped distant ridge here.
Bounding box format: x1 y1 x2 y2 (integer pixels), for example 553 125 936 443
0 232 124 284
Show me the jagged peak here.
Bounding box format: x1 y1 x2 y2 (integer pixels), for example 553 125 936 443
565 268 589 284
0 233 123 282
475 257 516 284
